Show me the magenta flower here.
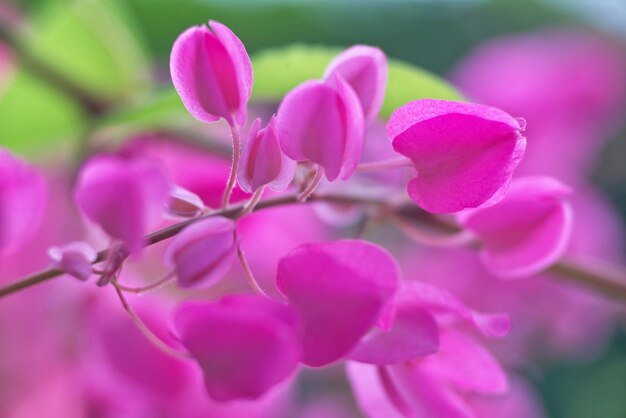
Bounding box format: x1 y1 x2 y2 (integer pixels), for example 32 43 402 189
237 117 296 193
458 176 573 278
324 45 387 125
74 155 170 254
387 99 526 213
276 77 364 181
0 149 47 256
48 241 97 281
170 21 252 126
163 216 236 289
276 240 399 366
173 295 301 402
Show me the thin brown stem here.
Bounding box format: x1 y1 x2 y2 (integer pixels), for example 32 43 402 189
1 192 626 302
112 282 191 360
114 270 176 294
234 229 268 297
237 187 265 219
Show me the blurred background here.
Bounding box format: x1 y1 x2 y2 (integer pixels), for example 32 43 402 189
1 0 625 417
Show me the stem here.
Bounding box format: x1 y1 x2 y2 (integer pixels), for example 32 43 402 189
114 270 176 294
237 187 265 218
221 123 241 209
356 157 413 173
112 282 191 360
234 229 268 297
2 192 626 303
389 213 474 247
298 166 324 202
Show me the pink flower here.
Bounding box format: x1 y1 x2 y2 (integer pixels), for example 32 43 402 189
48 241 97 281
458 176 573 278
74 155 170 254
0 149 47 256
346 282 511 418
237 117 296 193
323 45 387 125
170 21 253 126
173 295 302 402
387 99 526 213
163 216 237 289
276 77 364 181
276 240 399 366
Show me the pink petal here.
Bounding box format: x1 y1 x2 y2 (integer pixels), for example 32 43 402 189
163 216 236 289
276 78 364 181
345 362 406 418
324 45 387 125
0 149 47 255
387 99 526 213
48 241 97 281
459 176 573 278
276 239 399 366
419 330 508 395
348 302 439 365
170 21 252 126
74 155 170 254
173 295 301 402
398 281 511 338
237 116 296 193
386 363 477 418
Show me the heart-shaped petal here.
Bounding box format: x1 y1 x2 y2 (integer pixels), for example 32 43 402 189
276 240 399 366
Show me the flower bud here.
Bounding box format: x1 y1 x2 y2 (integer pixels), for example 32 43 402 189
167 185 205 218
74 155 170 254
387 99 526 214
324 45 387 125
48 241 97 281
276 76 364 181
163 217 236 289
237 116 296 193
170 21 253 126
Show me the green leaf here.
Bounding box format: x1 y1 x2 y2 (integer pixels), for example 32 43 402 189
26 0 149 100
251 44 463 117
0 71 84 158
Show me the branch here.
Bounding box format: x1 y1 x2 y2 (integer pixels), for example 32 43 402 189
1 192 626 302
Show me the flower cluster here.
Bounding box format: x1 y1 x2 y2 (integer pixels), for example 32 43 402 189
1 21 624 418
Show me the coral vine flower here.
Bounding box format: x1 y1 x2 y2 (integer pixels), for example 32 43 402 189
324 45 388 125
170 21 252 126
387 99 526 214
276 240 399 366
173 295 302 402
167 185 205 218
458 176 573 278
0 149 47 256
74 155 170 254
276 76 364 181
237 117 296 193
163 216 236 289
48 241 97 281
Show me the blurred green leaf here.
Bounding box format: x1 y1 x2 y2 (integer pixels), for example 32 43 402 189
0 71 84 158
27 0 150 100
252 45 462 117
